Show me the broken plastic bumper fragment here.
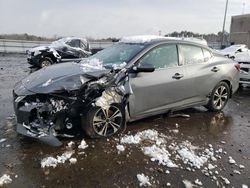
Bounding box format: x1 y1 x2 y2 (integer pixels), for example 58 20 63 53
15 101 62 146
17 123 62 147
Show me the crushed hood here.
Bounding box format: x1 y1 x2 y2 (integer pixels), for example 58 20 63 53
19 62 109 94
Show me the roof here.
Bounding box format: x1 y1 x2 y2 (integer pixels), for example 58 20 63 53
119 35 208 46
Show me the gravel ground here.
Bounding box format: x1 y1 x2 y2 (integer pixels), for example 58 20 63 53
0 53 249 188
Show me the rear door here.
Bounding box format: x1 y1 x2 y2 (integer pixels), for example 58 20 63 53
179 44 221 102
129 43 192 118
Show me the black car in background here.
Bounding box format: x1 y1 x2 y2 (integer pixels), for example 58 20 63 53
27 37 92 68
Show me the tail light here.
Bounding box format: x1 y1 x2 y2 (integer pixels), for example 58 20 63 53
235 63 240 71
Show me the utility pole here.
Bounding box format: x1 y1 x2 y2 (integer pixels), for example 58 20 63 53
221 0 229 49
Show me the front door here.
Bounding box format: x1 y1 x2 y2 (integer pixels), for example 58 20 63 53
129 44 191 118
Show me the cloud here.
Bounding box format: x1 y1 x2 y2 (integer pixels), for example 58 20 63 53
0 0 249 38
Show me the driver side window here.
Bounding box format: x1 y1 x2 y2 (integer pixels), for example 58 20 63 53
139 44 178 69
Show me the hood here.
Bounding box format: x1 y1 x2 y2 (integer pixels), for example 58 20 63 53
18 62 109 94
29 46 49 53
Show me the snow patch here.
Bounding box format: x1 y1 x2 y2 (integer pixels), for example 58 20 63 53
0 174 12 186
182 179 195 188
137 173 152 187
116 144 125 153
80 58 105 71
120 35 166 44
78 139 88 150
0 138 6 143
194 179 202 186
120 129 161 145
143 145 178 168
69 158 77 164
177 146 208 169
228 156 236 164
41 151 74 168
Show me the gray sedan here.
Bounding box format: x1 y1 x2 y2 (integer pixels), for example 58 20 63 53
13 36 239 146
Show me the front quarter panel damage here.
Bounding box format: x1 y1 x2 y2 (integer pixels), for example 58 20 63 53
14 66 133 146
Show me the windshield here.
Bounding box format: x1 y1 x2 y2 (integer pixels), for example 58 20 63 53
87 43 145 65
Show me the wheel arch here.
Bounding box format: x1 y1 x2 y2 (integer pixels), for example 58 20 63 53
220 79 233 98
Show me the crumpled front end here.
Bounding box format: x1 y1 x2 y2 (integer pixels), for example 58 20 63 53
13 92 74 146
13 63 133 146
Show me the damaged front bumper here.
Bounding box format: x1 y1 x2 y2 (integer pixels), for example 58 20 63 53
13 93 63 146
16 123 62 146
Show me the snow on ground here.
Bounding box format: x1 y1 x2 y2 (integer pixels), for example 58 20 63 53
0 174 12 186
116 144 125 153
78 139 88 150
0 138 6 143
182 179 195 188
119 129 246 187
136 173 152 187
143 145 178 168
41 151 74 168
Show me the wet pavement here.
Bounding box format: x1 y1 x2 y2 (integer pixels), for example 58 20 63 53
0 53 249 187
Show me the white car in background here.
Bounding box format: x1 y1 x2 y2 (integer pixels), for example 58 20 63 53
219 44 250 86
220 44 249 58
234 51 250 86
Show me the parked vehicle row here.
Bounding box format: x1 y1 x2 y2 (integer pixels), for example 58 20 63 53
14 35 240 146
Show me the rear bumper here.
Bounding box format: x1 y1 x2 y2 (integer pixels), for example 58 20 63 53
239 71 250 84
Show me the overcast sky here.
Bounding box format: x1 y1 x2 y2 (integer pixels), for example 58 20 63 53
0 0 249 38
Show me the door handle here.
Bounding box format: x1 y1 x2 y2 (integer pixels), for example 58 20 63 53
172 73 184 79
211 67 219 72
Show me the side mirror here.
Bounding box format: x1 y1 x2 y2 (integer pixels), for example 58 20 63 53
131 63 155 73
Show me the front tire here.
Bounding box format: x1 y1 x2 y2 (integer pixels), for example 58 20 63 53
206 82 230 112
82 104 125 138
40 57 53 68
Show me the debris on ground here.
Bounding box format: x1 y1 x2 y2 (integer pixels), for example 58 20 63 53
0 174 12 186
136 173 152 187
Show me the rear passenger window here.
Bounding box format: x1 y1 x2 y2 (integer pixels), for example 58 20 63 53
180 45 204 64
139 44 178 69
203 49 212 62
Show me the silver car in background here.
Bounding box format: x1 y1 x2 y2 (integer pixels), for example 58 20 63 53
13 35 240 146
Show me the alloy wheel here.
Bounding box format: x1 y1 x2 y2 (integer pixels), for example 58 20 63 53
41 60 51 68
92 105 123 137
213 85 228 110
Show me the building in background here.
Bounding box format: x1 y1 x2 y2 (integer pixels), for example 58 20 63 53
230 14 250 48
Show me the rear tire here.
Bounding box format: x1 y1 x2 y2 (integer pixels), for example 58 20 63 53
206 82 230 112
40 57 53 68
82 104 125 138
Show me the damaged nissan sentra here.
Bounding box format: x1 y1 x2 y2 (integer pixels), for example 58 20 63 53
13 35 240 146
